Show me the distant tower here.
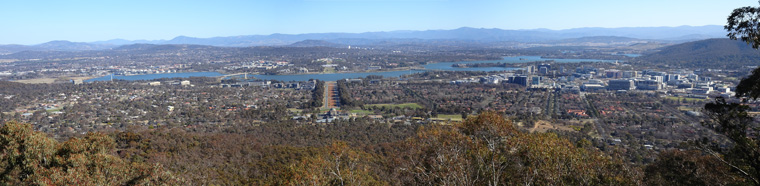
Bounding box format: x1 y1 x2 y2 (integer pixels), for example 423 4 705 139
348 45 351 49
244 73 247 79
110 73 113 81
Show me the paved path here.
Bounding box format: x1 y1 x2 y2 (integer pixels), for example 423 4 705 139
323 81 339 109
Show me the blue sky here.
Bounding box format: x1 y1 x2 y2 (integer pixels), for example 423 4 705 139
0 0 755 44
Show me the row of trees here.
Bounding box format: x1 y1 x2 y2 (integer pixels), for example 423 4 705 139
336 79 363 108
310 80 325 108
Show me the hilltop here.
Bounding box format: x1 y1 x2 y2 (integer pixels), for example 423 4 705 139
638 38 760 69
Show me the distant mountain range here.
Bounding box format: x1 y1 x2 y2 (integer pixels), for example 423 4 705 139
287 40 347 48
0 25 727 54
0 40 114 54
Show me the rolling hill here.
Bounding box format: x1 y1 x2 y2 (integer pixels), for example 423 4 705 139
639 38 760 69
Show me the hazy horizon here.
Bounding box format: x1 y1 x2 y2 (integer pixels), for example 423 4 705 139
0 0 753 45
2 25 728 46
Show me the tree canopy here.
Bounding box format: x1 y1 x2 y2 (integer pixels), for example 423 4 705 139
727 3 760 49
0 121 181 185
666 6 760 184
727 2 760 99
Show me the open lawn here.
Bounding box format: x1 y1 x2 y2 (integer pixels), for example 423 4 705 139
677 106 698 111
13 78 60 84
349 109 375 115
12 76 94 84
665 96 707 102
366 103 423 109
322 67 336 73
530 120 575 133
432 114 463 121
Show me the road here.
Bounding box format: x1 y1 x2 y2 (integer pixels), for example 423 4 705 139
323 81 340 109
581 93 610 141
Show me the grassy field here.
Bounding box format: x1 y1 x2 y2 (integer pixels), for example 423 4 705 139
12 76 94 84
432 114 463 121
677 106 698 111
366 103 423 109
322 67 336 73
349 109 374 115
45 108 63 113
665 96 707 102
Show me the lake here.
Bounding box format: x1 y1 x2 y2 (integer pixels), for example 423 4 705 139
614 54 642 58
85 56 615 82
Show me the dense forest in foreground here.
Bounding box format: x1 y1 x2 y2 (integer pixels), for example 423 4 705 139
0 111 752 185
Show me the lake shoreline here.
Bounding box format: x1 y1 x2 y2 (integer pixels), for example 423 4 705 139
85 56 616 82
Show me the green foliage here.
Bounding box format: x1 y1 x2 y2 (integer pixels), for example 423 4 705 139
0 121 181 185
311 80 326 108
736 67 760 100
337 79 363 108
348 109 373 115
727 3 760 49
644 150 744 186
637 39 760 69
695 5 760 184
704 98 754 141
699 98 760 185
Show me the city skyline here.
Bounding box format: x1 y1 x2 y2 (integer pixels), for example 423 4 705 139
0 0 755 45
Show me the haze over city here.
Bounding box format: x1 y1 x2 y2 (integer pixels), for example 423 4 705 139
0 0 755 44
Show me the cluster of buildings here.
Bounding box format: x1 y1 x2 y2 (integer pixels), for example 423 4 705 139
147 80 192 86
278 67 310 74
575 69 730 98
3 64 194 80
223 59 316 75
451 63 732 98
113 68 182 76
100 64 191 76
451 63 557 87
221 80 317 90
224 60 292 71
451 73 549 88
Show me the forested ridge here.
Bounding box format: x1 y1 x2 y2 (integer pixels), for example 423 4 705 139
635 38 760 69
1 110 753 185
